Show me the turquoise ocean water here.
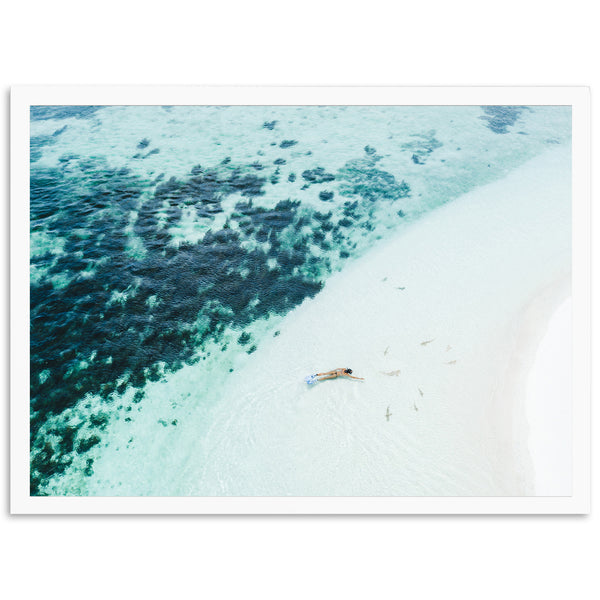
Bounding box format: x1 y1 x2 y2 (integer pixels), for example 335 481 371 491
29 105 571 495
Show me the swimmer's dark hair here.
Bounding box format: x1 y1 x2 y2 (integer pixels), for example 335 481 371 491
344 368 353 374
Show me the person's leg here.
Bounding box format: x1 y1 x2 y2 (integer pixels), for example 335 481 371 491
317 373 338 380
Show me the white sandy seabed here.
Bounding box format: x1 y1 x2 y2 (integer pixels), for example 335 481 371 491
172 145 572 497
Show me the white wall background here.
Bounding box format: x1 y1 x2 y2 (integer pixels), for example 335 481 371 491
1 2 597 598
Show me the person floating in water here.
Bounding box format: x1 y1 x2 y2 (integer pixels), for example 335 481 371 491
305 368 364 384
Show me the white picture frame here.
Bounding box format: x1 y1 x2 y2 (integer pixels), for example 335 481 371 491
11 86 591 514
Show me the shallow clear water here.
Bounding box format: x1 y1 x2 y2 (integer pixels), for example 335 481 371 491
29 104 571 495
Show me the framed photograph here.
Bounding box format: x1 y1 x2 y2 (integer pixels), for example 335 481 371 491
10 86 590 514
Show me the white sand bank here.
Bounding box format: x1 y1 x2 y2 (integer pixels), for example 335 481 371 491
526 299 572 495
185 146 571 496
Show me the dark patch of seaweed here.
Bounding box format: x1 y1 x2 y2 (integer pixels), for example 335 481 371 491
479 106 531 134
29 158 328 493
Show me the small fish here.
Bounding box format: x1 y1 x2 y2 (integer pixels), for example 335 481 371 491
413 403 419 412
396 287 405 290
382 277 388 282
384 346 390 356
418 387 423 397
420 338 435 346
385 406 392 421
381 369 401 376
445 360 457 365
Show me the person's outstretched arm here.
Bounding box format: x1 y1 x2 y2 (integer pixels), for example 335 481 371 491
347 374 364 380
